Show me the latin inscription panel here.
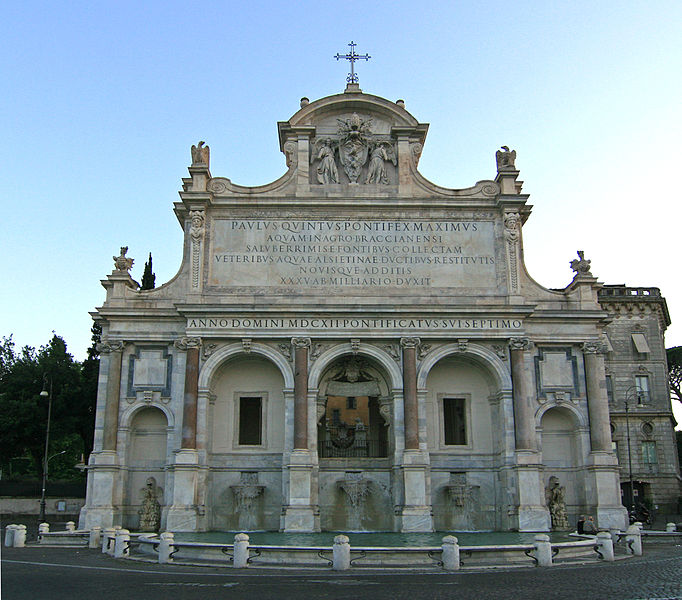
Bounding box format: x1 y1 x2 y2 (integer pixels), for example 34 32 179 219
208 219 498 289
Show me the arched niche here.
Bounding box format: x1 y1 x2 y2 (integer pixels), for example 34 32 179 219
417 343 511 391
209 354 286 453
540 405 585 520
423 354 498 453
125 406 168 528
316 354 393 459
198 342 294 391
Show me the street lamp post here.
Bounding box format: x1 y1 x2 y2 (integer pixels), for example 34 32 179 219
623 385 641 515
39 375 53 523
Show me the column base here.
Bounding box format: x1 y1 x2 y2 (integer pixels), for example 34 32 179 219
515 452 550 531
78 451 121 529
517 506 551 532
282 506 318 532
166 449 206 531
282 449 319 532
585 453 628 530
399 506 434 532
166 506 205 532
78 505 120 530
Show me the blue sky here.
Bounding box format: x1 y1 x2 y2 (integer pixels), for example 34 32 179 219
2 0 681 379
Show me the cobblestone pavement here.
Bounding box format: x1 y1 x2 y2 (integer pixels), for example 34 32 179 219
2 544 681 600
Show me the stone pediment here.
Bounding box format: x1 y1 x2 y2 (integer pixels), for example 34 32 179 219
199 87 505 200
281 90 427 191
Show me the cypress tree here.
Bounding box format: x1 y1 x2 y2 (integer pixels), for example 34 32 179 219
141 252 156 290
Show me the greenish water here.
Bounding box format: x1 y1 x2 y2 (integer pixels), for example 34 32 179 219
174 531 575 547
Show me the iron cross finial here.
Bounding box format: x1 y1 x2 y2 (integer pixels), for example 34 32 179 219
334 41 371 84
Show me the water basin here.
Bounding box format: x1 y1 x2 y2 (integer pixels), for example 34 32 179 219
174 530 575 547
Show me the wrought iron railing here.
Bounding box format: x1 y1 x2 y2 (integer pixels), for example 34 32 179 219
318 439 388 458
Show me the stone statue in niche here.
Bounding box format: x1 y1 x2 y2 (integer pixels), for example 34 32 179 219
311 138 339 184
365 142 396 184
139 477 162 531
545 476 569 530
337 113 373 183
113 246 134 273
496 146 516 171
191 141 210 166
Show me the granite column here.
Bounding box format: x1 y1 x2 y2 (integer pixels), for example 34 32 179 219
582 341 628 529
508 337 549 531
167 337 204 531
283 338 317 531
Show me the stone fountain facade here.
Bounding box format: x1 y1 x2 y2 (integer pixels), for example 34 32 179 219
79 83 679 534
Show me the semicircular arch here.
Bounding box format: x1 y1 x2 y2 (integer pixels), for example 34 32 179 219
120 402 174 430
309 343 402 390
536 402 587 429
417 343 511 391
198 342 294 390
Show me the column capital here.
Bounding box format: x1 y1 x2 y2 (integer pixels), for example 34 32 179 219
174 336 201 351
400 337 421 350
509 337 531 351
582 341 607 355
97 340 125 354
291 337 311 349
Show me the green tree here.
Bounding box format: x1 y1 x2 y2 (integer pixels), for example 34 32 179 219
141 252 156 290
79 321 102 459
0 334 86 480
667 346 682 404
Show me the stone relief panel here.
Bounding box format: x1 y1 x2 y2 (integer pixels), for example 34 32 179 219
308 113 397 185
533 348 579 402
126 346 172 398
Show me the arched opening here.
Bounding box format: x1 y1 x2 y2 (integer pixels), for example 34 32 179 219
317 355 390 459
424 355 499 531
316 354 393 531
125 406 168 530
540 406 583 529
208 355 286 531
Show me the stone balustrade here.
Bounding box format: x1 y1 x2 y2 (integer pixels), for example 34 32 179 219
12 524 679 570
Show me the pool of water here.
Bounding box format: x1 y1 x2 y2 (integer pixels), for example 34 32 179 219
174 531 575 547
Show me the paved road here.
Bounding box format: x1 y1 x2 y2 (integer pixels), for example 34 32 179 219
2 544 681 600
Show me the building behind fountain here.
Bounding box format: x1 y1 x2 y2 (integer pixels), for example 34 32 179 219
79 82 680 534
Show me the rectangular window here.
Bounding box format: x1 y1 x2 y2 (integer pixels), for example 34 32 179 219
346 396 357 409
238 397 262 445
635 376 650 404
611 440 618 459
443 398 467 445
332 408 341 426
641 441 657 464
605 375 614 403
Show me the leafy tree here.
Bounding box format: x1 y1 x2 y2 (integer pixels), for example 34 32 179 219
0 334 86 480
79 321 102 459
667 346 682 404
141 252 156 290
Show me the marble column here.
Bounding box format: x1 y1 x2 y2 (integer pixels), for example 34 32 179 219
179 339 201 449
101 341 124 451
167 337 204 531
508 337 550 531
582 342 612 452
293 338 310 450
398 337 432 532
283 338 317 531
79 340 124 529
401 337 420 450
581 341 628 530
509 337 535 450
